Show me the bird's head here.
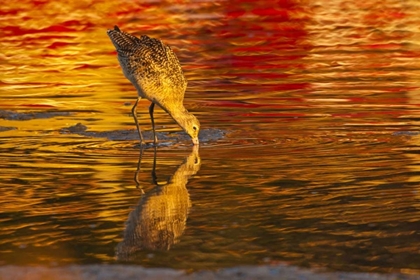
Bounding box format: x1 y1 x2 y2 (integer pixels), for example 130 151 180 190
178 112 200 145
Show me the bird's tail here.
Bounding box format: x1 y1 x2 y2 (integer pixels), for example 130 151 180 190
107 25 138 51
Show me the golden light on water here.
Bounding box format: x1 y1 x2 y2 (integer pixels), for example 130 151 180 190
0 0 420 274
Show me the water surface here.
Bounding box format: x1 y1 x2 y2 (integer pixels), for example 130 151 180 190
1 0 420 275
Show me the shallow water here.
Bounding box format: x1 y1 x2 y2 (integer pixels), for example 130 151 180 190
1 0 420 275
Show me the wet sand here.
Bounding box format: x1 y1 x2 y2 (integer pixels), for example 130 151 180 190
60 123 226 143
0 265 419 280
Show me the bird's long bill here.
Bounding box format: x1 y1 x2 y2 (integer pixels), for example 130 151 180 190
192 138 199 145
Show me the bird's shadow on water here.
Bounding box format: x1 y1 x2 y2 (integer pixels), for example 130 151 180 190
116 145 201 260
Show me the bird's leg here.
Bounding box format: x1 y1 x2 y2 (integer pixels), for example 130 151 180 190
149 103 158 145
132 97 144 145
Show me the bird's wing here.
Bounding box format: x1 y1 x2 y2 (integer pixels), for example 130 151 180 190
107 27 187 101
107 25 143 53
132 36 187 99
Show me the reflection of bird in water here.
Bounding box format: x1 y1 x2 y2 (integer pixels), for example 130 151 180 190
116 145 201 258
106 26 200 145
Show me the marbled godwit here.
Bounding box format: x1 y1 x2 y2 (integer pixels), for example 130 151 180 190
107 26 200 145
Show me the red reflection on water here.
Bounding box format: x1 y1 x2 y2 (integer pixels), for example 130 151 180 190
3 20 91 37
203 0 312 108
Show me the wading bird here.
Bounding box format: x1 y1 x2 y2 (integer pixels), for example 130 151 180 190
107 26 200 145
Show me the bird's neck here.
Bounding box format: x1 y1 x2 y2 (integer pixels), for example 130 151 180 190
167 105 192 131
168 105 189 119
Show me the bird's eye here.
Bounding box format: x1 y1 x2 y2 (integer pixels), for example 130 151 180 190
193 125 197 131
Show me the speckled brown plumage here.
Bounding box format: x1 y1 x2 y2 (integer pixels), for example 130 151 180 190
107 25 200 145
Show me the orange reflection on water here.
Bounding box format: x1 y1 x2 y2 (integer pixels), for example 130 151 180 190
0 0 420 274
